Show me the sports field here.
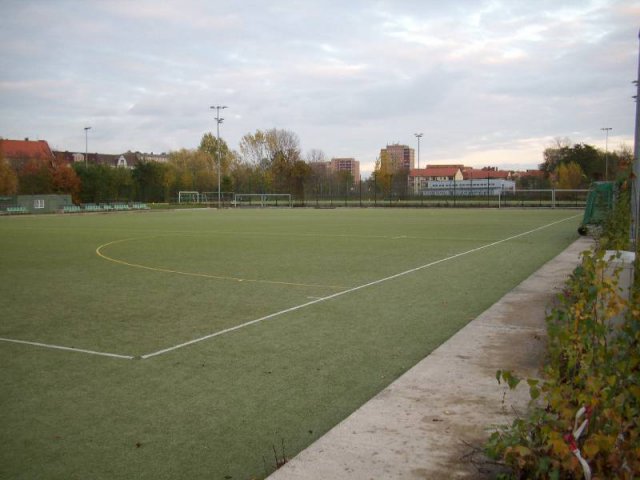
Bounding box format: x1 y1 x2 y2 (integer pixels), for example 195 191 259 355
0 208 579 479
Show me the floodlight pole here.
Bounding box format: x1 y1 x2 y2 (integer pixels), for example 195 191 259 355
414 133 423 169
601 127 612 181
633 29 640 250
84 126 91 167
210 105 227 209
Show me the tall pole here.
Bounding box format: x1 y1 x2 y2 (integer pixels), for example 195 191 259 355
210 105 227 209
414 133 423 169
84 126 91 167
601 127 612 181
633 29 640 248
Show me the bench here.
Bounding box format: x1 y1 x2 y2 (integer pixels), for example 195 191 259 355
6 206 28 214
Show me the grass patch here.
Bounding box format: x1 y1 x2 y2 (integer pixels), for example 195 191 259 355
0 208 579 479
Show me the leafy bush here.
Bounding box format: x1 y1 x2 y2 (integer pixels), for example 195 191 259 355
486 179 640 479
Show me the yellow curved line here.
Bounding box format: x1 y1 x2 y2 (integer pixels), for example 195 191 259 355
95 237 345 289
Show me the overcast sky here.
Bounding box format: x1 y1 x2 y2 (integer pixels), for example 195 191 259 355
1 1 638 176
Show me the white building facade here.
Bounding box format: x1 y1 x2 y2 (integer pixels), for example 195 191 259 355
423 179 516 196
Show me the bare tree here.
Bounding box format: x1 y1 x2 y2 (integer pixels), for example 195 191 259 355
306 148 326 164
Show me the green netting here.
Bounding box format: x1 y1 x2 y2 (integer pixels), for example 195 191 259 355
581 182 614 226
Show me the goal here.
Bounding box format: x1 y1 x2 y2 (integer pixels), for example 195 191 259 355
178 191 235 206
200 192 234 204
498 189 589 208
233 194 292 208
178 191 200 203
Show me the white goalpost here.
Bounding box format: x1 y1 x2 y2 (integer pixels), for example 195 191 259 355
178 191 236 205
497 189 589 208
232 193 292 208
200 192 234 204
178 191 200 203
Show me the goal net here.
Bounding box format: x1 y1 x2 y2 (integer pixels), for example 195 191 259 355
178 191 200 203
233 194 292 208
498 189 589 208
178 191 235 206
200 192 235 205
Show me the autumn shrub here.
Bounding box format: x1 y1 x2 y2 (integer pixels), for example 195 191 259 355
486 178 640 479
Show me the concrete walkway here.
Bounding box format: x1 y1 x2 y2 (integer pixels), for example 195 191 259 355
269 237 592 479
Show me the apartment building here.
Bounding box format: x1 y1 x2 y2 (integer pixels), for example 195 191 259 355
380 144 415 171
330 157 360 181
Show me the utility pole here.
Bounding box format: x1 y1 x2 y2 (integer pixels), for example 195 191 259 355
210 105 227 209
414 133 423 169
84 126 91 167
601 127 612 181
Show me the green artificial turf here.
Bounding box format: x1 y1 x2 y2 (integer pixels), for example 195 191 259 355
0 208 579 479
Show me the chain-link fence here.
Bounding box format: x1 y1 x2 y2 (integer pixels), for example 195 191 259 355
289 183 588 209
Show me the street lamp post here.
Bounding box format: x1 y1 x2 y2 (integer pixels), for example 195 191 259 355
414 133 423 169
601 127 612 181
633 29 640 249
84 126 92 167
210 105 228 209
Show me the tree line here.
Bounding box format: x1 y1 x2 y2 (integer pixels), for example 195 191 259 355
0 132 633 203
0 129 327 203
539 138 632 189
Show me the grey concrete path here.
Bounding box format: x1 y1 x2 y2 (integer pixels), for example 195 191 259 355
269 237 592 480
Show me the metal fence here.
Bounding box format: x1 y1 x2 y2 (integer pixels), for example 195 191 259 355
291 186 589 209
166 186 589 210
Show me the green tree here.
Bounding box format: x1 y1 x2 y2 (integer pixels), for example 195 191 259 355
516 173 550 189
541 140 602 182
72 164 134 203
221 175 233 193
112 167 134 201
239 130 269 169
373 152 393 199
554 161 585 189
230 162 268 195
50 161 81 202
239 128 302 194
540 137 571 175
18 158 53 194
605 145 634 181
199 132 233 178
132 161 169 202
0 154 18 195
290 159 311 200
162 165 177 202
337 170 354 190
73 164 103 203
168 148 216 194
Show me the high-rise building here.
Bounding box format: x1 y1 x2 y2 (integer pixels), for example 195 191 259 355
330 157 360 181
380 144 415 171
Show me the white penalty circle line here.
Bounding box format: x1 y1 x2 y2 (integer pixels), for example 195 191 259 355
95 236 345 290
140 214 581 359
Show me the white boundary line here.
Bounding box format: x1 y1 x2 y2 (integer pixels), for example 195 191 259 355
0 337 134 360
140 214 580 359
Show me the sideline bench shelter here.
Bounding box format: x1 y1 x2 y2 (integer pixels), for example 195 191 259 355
1 194 73 214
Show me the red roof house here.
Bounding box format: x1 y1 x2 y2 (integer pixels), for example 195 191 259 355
409 166 463 180
0 138 54 169
463 168 511 180
408 166 464 193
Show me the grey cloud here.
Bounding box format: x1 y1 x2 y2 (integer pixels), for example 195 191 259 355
0 0 637 172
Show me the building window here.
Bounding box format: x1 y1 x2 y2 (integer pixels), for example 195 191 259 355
34 199 45 209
